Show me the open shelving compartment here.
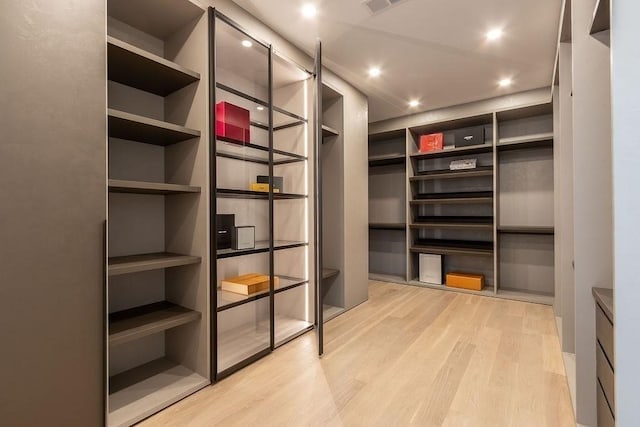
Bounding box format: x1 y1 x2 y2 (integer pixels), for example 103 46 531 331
212 11 315 379
495 103 555 305
321 84 347 321
368 129 408 284
406 114 496 295
106 0 210 426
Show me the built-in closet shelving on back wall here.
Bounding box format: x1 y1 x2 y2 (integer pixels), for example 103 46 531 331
368 102 555 305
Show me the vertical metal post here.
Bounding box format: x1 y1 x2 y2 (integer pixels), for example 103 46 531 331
314 39 324 356
208 7 218 381
268 46 275 351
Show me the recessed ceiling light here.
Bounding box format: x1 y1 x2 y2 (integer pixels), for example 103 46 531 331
368 67 381 77
408 99 420 108
301 4 317 18
498 78 512 87
486 28 503 41
256 106 265 111
241 40 253 48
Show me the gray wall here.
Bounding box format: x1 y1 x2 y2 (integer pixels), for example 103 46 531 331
0 0 106 425
572 0 613 424
611 0 640 424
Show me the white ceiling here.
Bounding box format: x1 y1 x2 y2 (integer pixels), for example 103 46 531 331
232 0 562 123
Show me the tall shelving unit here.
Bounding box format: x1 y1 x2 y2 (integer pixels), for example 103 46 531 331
367 101 555 305
321 84 346 321
211 11 315 378
368 130 408 283
106 1 210 426
407 115 496 295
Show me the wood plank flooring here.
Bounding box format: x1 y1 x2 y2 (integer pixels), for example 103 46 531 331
141 281 575 426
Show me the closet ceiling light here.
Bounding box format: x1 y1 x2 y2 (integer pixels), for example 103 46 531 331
256 106 265 111
486 28 503 41
241 40 253 47
498 78 512 87
301 4 317 18
408 99 420 107
368 67 381 77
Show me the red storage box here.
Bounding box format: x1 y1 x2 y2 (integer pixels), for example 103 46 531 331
419 133 444 153
216 101 250 144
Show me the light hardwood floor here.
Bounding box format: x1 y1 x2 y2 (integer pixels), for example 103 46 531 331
142 281 575 426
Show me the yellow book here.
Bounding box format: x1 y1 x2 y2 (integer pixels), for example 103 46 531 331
221 273 280 295
250 183 280 193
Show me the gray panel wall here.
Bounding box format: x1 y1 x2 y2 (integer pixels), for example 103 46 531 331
572 0 613 424
0 0 106 425
611 0 640 424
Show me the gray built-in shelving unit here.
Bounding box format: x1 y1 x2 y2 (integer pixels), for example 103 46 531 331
321 84 346 321
368 100 555 305
106 0 210 426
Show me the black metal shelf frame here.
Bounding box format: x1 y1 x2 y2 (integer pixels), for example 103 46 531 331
210 8 315 383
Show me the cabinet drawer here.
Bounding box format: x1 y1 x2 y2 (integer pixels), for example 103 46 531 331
596 303 614 367
597 381 615 427
597 342 615 413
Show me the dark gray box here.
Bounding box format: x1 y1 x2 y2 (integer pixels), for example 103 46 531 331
216 214 235 250
257 175 284 192
453 126 485 147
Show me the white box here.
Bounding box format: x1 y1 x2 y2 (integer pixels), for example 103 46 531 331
419 254 442 284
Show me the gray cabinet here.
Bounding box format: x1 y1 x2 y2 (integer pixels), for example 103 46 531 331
593 287 615 425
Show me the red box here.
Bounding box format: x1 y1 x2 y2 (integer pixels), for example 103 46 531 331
216 102 250 143
419 133 444 153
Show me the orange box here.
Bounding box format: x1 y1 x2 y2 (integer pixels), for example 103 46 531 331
446 272 484 291
419 133 444 153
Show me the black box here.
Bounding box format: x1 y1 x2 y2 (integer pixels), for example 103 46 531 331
453 126 485 147
216 214 235 250
257 175 283 192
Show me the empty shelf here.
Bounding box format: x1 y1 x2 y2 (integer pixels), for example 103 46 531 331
107 36 200 96
498 226 555 235
108 358 208 427
497 132 554 150
108 252 201 276
369 273 406 284
369 222 406 230
216 137 307 165
411 144 493 160
217 240 308 259
108 179 200 195
108 109 200 146
497 289 554 306
412 216 493 230
323 304 345 322
411 166 493 180
322 124 340 138
590 0 610 34
411 238 494 257
109 301 201 347
322 268 340 280
216 188 307 199
369 154 406 167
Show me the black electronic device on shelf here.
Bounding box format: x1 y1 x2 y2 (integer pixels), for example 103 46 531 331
216 214 235 250
453 125 485 147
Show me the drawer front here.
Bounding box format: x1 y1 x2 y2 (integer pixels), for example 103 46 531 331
596 303 614 367
597 381 615 427
597 342 615 413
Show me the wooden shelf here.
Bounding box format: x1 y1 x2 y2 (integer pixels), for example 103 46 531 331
411 166 493 180
369 222 406 230
216 188 307 200
108 252 201 276
108 179 200 195
216 276 307 312
109 301 200 347
322 268 340 280
108 109 200 146
217 240 308 259
322 124 340 138
411 144 493 160
411 238 494 257
498 226 555 235
369 154 406 167
108 358 207 427
107 36 200 96
411 216 493 230
410 191 493 205
497 132 553 151
590 0 610 35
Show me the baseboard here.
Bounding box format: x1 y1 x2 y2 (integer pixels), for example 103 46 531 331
562 351 577 417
